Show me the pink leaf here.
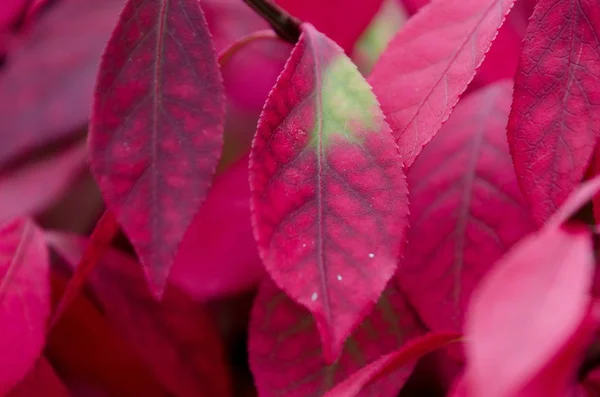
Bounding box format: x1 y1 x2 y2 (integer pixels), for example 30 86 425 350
0 141 86 223
369 0 517 167
507 0 600 224
0 0 124 167
7 358 69 397
202 0 267 51
48 232 232 397
249 23 408 363
463 224 594 397
549 175 600 226
249 278 424 397
324 332 461 397
89 0 226 294
0 218 50 395
398 80 536 333
170 154 264 301
274 0 384 53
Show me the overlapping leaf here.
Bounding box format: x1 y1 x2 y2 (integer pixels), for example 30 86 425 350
47 269 167 396
324 332 461 397
170 154 264 301
48 232 232 397
463 224 595 397
275 0 384 53
250 23 408 363
89 0 226 293
7 358 69 397
249 278 424 397
0 0 123 168
0 219 50 395
507 0 600 224
398 81 535 333
369 0 517 167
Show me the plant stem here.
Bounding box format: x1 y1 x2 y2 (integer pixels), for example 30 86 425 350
241 0 301 44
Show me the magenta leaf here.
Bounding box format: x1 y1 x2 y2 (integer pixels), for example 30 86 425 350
89 0 226 294
507 0 600 224
324 332 461 397
369 0 517 167
463 223 595 397
249 23 408 363
170 154 264 301
397 80 536 333
0 0 124 167
202 0 267 51
7 358 69 397
249 278 424 397
275 0 384 53
0 140 86 223
0 0 28 30
0 218 50 395
549 175 600 226
47 232 232 397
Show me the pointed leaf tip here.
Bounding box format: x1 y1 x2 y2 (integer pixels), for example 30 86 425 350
249 23 409 363
89 0 226 293
369 0 518 167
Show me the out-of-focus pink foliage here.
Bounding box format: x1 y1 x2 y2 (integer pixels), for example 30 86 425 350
170 155 264 301
0 0 124 167
7 359 69 397
0 219 50 396
48 232 233 397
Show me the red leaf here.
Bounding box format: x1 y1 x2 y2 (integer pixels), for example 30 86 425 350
89 0 226 293
324 332 461 397
463 224 594 397
48 232 232 397
47 270 167 397
249 278 424 397
0 0 124 167
0 219 50 395
274 0 384 53
7 358 69 397
0 141 86 223
170 154 264 301
507 0 600 224
249 23 408 362
369 0 517 167
398 80 536 333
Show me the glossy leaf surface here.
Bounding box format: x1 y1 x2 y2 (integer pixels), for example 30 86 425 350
275 0 384 53
250 23 408 363
398 81 535 333
324 332 460 397
369 0 516 166
0 219 50 395
170 154 263 301
249 278 424 397
48 232 232 397
0 0 124 167
464 224 594 397
507 0 600 224
89 0 226 293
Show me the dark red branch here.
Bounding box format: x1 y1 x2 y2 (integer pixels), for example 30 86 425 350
241 0 301 44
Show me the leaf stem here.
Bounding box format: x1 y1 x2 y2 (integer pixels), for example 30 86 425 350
241 0 301 44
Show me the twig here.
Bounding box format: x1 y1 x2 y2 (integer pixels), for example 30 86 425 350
241 0 301 44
